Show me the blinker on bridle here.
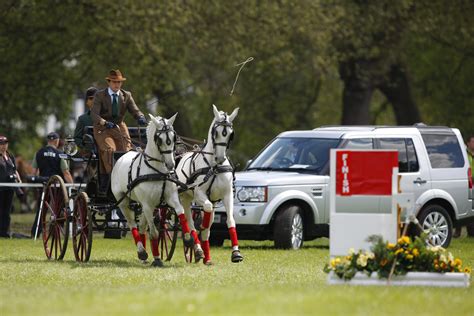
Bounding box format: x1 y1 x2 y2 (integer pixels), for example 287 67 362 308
212 114 234 148
154 119 175 154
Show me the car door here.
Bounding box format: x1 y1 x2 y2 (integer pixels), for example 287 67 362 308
375 136 431 212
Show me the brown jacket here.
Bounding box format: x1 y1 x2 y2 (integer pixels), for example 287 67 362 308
91 88 143 128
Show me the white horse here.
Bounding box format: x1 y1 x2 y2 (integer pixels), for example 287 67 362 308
176 104 243 264
111 113 203 267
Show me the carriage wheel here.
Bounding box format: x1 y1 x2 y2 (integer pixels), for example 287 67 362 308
155 207 178 261
41 175 69 260
184 209 202 263
72 192 93 262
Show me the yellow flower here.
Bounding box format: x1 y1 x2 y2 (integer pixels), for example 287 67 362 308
348 248 355 255
357 254 368 267
464 267 472 274
412 248 419 257
440 254 447 263
395 248 404 255
406 254 414 260
366 251 375 260
397 236 410 244
453 258 462 267
387 243 396 249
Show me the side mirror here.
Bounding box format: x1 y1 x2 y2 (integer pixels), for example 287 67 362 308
244 159 253 170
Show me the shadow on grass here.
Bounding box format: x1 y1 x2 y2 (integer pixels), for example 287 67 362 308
222 244 329 250
0 257 187 270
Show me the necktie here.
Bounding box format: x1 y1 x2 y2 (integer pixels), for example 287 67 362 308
112 93 118 118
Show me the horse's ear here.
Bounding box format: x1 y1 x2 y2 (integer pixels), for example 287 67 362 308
229 107 239 122
212 104 220 119
149 114 161 127
168 112 178 126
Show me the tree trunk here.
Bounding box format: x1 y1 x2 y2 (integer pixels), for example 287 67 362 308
339 60 373 125
339 60 422 125
378 64 422 125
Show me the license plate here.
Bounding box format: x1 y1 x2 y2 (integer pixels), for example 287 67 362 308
213 214 221 223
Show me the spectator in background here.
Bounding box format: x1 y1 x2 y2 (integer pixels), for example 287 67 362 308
74 86 97 151
31 132 73 238
0 135 22 238
453 135 474 238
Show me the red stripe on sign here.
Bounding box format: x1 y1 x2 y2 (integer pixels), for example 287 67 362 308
336 151 398 196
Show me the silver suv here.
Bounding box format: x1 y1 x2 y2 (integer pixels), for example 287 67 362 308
212 125 473 249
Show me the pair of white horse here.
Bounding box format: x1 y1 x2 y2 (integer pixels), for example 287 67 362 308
111 105 243 267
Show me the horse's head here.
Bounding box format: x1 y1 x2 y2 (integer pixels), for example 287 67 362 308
148 113 178 171
211 104 239 165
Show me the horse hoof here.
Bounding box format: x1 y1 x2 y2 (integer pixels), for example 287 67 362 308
231 250 243 263
137 250 148 261
151 258 164 267
194 245 204 263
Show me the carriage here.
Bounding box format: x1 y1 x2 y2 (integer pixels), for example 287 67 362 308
38 106 242 265
38 125 194 263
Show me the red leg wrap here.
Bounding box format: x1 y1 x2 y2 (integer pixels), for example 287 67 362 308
178 213 190 234
131 227 141 245
229 227 239 247
151 239 160 257
140 234 147 249
191 230 201 245
202 240 211 263
202 212 212 229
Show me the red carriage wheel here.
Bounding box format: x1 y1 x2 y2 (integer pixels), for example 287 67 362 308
72 192 93 262
184 209 202 263
41 175 69 260
154 207 178 261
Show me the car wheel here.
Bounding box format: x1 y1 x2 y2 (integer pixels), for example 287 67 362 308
418 204 453 248
209 235 224 247
466 223 474 237
273 205 304 249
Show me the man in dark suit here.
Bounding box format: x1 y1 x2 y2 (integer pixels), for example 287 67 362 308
91 69 147 195
74 86 97 150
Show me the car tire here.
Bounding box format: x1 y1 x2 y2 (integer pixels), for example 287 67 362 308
418 204 453 248
273 205 304 249
466 223 474 237
209 235 224 247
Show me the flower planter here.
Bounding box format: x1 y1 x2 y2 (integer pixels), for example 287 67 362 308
328 271 470 288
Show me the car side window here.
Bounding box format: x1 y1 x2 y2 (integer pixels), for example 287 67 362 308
421 133 464 168
378 138 411 172
405 138 419 172
343 138 373 150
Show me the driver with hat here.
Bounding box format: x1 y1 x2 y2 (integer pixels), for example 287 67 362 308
91 69 147 195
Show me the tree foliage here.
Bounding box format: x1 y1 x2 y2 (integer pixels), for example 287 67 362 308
1 0 473 164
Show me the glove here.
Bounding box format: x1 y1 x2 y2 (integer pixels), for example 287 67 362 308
105 121 116 129
137 116 147 126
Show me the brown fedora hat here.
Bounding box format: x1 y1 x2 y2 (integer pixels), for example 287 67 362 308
106 69 127 81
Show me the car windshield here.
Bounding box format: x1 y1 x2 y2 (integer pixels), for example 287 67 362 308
247 137 341 173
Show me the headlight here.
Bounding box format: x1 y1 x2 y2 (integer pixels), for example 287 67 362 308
236 186 267 202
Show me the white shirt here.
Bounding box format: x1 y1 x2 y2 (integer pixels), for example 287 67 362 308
107 88 121 103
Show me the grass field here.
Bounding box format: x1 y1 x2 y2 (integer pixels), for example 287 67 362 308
1 214 473 315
